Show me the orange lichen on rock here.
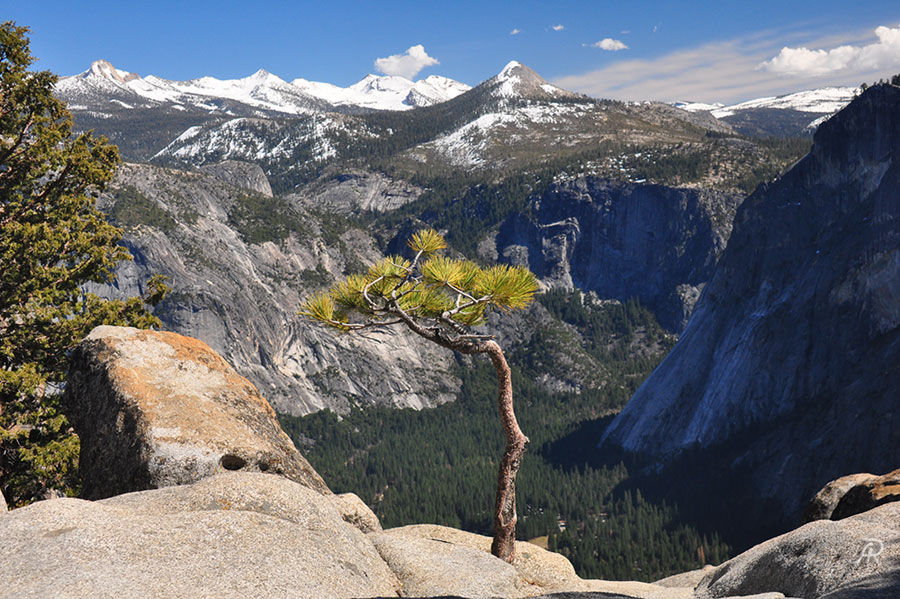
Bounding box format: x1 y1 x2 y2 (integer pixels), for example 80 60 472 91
64 325 330 499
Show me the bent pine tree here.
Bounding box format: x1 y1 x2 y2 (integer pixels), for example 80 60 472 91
301 229 538 562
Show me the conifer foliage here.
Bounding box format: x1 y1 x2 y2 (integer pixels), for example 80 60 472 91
302 228 538 561
0 22 167 505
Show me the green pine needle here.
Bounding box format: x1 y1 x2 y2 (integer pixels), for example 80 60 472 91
408 229 447 255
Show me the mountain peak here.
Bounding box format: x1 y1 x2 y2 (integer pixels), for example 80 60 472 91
243 68 286 86
348 74 414 97
497 60 524 79
487 60 577 100
88 59 140 85
495 60 542 84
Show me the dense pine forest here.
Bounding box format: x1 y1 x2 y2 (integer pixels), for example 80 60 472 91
280 290 730 581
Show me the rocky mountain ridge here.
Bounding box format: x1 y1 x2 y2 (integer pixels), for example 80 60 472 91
57 59 470 114
601 83 900 541
674 85 860 136
58 58 811 201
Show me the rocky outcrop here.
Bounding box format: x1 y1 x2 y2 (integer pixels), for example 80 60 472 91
63 325 329 499
696 502 900 599
804 473 879 522
372 531 527 598
600 85 900 537
296 170 423 215
494 178 742 330
199 159 274 196
830 469 900 521
654 565 716 588
332 492 383 534
373 524 694 599
95 162 458 416
0 489 6 512
0 473 399 599
1 475 707 599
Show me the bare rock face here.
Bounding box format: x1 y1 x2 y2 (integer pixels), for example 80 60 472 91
199 159 274 196
0 489 6 512
63 325 329 499
805 473 878 522
696 502 900 599
654 565 716 588
331 492 382 534
0 473 399 599
297 170 423 215
494 178 741 331
375 524 693 599
95 162 458 417
600 85 900 544
831 469 900 521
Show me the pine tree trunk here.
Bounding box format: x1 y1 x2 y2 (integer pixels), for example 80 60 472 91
484 340 528 563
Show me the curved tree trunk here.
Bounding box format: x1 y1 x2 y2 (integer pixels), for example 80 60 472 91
386 304 530 563
484 340 528 563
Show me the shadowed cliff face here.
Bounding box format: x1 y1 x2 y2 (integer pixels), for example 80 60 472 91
494 179 742 331
601 84 900 538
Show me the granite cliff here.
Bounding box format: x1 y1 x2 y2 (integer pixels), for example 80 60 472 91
96 159 740 416
491 179 741 331
600 84 900 540
94 162 458 416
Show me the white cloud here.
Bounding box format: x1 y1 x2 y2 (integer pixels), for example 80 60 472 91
510 28 521 36
553 26 891 104
374 44 439 79
591 38 628 51
620 30 631 35
552 24 564 31
761 24 900 76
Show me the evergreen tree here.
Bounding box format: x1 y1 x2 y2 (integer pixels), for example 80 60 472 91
301 228 537 562
0 22 167 505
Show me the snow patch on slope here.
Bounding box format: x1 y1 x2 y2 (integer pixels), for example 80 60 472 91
425 102 588 167
672 101 725 112
676 87 858 118
713 86 858 117
154 114 368 165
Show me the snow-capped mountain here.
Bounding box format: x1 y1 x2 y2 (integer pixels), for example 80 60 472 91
484 61 580 101
65 58 799 195
673 86 860 135
714 87 858 117
293 73 470 110
56 60 329 115
150 60 601 173
56 59 470 115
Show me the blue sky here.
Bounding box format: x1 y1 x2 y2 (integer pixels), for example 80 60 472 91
8 0 900 103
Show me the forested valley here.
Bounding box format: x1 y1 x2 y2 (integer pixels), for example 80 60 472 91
281 290 730 581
